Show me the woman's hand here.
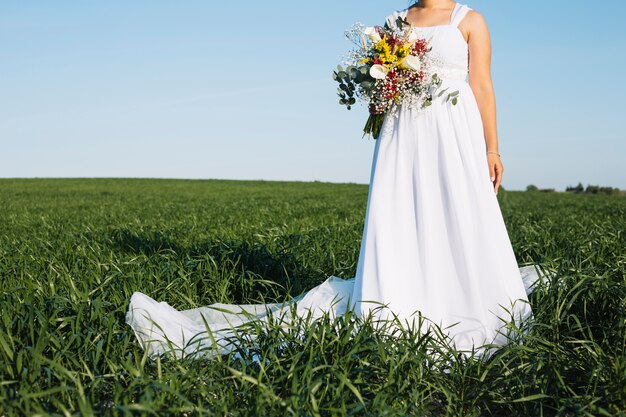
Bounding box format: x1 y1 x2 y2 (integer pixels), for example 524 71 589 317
487 153 503 194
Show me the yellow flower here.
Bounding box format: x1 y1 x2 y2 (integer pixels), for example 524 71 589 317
397 44 412 60
374 39 397 65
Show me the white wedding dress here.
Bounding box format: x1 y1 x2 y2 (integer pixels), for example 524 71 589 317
126 3 550 361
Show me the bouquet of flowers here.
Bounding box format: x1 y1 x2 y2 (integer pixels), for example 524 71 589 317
333 17 459 139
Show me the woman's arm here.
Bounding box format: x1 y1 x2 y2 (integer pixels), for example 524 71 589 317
461 11 503 194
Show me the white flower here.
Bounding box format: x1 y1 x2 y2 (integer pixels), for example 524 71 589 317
407 31 420 43
363 26 382 43
400 55 422 72
369 64 389 80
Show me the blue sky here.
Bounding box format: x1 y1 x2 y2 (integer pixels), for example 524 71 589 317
1 0 625 190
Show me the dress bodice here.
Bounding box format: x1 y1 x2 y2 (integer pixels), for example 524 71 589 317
386 3 471 83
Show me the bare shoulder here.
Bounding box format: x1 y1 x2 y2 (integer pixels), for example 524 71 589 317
458 9 490 42
461 9 489 32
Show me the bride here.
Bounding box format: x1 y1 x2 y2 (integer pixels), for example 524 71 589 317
126 0 550 361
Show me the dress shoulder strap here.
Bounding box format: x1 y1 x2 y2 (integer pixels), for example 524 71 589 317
450 4 472 27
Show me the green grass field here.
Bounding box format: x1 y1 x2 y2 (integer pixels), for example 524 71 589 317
0 178 624 416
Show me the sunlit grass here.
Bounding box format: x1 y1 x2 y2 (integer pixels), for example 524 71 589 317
0 178 624 416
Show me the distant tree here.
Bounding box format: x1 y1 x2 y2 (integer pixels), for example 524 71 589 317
566 182 584 193
585 185 621 195
539 188 556 192
565 182 621 195
526 184 538 192
585 185 600 194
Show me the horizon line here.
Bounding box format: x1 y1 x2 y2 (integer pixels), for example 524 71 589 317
1 176 624 193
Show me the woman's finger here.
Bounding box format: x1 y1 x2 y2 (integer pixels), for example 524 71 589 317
494 162 503 193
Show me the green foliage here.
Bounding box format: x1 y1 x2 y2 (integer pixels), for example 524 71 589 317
438 88 459 105
333 65 373 110
566 182 623 195
526 184 538 192
0 178 625 416
566 182 585 193
393 16 411 31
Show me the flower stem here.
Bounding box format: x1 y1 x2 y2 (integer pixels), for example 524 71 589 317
363 114 386 139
